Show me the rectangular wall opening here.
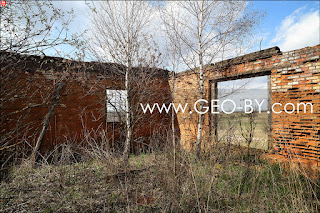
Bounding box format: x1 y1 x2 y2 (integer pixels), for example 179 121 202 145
210 74 272 150
106 89 127 123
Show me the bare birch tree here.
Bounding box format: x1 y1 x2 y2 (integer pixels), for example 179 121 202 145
161 0 262 156
88 1 159 163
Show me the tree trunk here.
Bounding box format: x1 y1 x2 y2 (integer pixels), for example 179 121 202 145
196 2 204 158
122 5 132 165
123 68 132 164
172 47 176 176
29 81 64 167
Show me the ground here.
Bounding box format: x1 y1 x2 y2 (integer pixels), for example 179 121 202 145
1 146 319 212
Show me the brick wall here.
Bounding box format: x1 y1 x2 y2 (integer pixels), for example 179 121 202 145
2 45 319 162
173 45 320 162
1 52 172 153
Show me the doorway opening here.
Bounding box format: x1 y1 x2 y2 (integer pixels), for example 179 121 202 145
210 74 272 150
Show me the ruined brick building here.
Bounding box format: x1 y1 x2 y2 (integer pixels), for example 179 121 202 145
174 45 320 164
1 45 319 164
1 52 173 154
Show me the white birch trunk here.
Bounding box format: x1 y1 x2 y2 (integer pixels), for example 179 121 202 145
123 67 132 162
122 11 132 163
196 1 204 157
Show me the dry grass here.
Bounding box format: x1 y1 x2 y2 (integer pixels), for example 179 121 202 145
218 112 269 150
1 143 319 212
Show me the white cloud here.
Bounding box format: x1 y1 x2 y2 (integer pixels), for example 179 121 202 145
271 7 320 51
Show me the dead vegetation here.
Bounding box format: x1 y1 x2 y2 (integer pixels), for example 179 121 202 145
1 1 319 212
1 142 319 212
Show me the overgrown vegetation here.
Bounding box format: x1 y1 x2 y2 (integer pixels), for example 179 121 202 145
1 143 319 212
1 1 319 212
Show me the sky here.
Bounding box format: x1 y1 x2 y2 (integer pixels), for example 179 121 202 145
218 76 269 111
251 1 319 52
48 0 319 57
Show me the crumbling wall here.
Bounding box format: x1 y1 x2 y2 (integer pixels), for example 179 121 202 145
173 45 320 162
271 46 320 161
2 45 319 162
1 52 172 154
